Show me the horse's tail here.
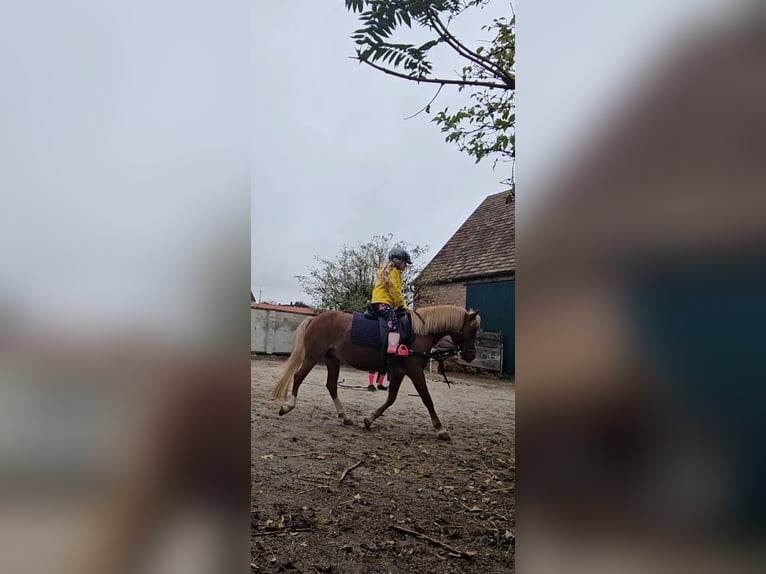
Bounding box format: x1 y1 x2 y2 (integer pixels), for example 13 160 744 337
271 316 314 401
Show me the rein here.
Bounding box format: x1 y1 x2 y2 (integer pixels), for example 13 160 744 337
407 344 476 387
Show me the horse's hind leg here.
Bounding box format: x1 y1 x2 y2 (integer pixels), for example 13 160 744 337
363 369 405 430
278 359 318 416
325 355 353 425
409 371 450 440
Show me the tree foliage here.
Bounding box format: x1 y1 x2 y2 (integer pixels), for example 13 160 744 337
345 0 515 187
296 234 428 313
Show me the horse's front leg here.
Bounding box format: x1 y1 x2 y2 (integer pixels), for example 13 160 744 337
409 370 450 440
364 369 405 430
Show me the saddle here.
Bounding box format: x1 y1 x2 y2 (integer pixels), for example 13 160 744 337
362 302 413 348
350 303 414 377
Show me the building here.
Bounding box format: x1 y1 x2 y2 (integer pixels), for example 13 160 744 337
415 190 515 374
251 303 316 355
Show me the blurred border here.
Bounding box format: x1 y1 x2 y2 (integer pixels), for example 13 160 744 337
518 1 766 572
0 2 251 573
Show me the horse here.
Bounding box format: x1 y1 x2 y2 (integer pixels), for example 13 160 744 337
271 305 480 440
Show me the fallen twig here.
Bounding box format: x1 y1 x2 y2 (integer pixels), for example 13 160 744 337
252 527 314 537
338 461 363 482
298 475 333 485
338 383 371 390
485 486 515 494
391 525 477 559
284 451 332 458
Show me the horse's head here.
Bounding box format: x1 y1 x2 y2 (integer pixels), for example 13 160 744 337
452 309 480 362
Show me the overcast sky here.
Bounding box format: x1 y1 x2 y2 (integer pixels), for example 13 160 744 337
251 0 738 306
1 0 737 321
251 2 513 305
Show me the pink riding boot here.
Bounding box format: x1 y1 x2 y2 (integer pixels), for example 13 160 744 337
386 332 409 357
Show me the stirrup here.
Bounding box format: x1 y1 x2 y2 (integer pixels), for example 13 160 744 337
396 344 409 357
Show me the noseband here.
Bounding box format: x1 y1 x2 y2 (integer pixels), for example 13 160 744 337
453 313 477 355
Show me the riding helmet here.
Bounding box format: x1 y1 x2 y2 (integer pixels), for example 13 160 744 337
388 247 412 265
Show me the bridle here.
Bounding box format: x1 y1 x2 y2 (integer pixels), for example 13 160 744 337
407 310 478 386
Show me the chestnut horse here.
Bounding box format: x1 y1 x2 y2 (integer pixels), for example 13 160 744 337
271 305 480 440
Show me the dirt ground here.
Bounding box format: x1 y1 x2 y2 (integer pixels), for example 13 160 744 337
251 355 515 574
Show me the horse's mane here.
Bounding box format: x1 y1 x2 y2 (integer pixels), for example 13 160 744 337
411 305 479 336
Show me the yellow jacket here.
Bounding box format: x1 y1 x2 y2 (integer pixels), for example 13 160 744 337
371 267 408 309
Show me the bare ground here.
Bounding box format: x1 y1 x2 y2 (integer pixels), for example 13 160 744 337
251 355 515 574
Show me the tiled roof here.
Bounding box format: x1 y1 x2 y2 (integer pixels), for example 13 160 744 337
250 303 316 316
416 191 515 285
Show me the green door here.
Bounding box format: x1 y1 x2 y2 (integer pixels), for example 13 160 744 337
466 280 514 375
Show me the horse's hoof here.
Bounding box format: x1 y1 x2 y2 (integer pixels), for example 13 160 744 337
437 430 451 441
343 418 354 426
278 406 287 416
363 417 372 430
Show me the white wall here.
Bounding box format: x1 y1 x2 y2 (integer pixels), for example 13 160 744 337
251 308 312 354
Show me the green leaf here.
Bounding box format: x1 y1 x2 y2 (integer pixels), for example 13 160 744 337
418 39 439 52
345 0 515 184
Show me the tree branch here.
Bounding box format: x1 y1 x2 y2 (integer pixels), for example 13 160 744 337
354 55 508 89
403 84 444 120
427 9 515 89
428 11 497 76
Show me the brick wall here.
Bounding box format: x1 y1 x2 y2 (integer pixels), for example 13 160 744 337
415 282 466 308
